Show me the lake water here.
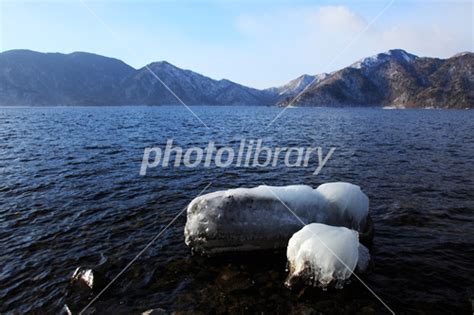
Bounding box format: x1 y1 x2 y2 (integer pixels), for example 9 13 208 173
1 106 473 314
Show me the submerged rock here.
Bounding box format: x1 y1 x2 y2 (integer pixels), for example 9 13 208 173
65 267 107 312
60 304 72 315
185 182 370 255
142 308 167 315
70 267 107 292
71 267 94 289
285 223 370 289
359 215 374 246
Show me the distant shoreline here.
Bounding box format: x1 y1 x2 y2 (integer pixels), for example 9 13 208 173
0 105 471 110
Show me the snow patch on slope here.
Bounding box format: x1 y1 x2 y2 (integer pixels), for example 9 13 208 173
267 73 329 99
350 49 418 69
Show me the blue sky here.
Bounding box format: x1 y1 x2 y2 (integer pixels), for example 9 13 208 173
1 0 473 88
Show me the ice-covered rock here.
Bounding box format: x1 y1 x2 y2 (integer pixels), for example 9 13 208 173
285 223 369 289
356 243 371 273
316 182 369 231
185 185 326 254
184 182 370 255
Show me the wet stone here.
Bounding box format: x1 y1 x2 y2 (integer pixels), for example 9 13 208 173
142 308 167 315
70 267 107 292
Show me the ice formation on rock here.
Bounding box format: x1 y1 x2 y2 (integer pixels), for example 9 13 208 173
356 243 371 273
184 182 370 255
316 182 369 231
285 223 367 289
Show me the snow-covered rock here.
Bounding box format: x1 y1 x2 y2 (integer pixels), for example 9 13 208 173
184 182 370 255
316 182 369 231
185 185 326 254
285 223 368 289
356 243 371 273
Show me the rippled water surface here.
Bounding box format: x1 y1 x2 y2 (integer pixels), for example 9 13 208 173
1 106 473 314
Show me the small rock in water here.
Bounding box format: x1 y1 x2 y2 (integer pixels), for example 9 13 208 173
71 267 93 289
60 304 72 315
142 308 167 315
66 267 107 305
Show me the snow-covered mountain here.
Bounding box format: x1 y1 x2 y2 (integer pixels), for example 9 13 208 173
122 61 270 105
349 49 418 69
282 49 473 109
0 50 135 106
0 50 272 106
0 49 472 108
264 73 327 100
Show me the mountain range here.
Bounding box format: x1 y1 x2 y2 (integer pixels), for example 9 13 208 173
0 49 472 108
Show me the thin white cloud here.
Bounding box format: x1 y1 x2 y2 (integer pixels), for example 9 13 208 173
315 5 367 32
377 4 473 58
226 2 472 88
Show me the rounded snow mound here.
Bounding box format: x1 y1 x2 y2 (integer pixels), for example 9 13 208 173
285 223 360 289
316 182 369 231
